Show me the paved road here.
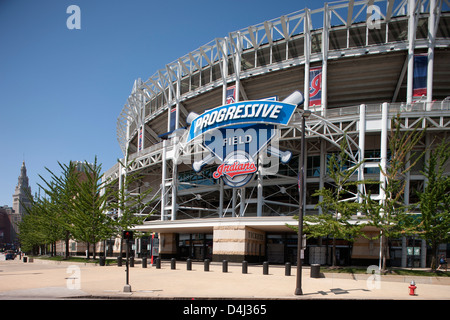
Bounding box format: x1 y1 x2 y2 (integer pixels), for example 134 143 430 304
0 255 449 301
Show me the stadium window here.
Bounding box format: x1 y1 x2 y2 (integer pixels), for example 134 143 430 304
257 47 270 67
211 64 221 81
349 26 365 47
387 20 408 42
364 149 381 174
311 32 322 53
241 51 254 70
307 155 321 177
329 29 347 50
368 24 386 45
288 38 303 58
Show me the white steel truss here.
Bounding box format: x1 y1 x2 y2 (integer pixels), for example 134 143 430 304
107 0 450 222
117 0 449 154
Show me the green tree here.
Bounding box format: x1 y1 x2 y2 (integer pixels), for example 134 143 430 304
70 157 117 259
18 185 69 255
305 139 366 266
361 114 425 272
107 158 155 255
17 195 48 254
36 161 80 258
416 140 450 270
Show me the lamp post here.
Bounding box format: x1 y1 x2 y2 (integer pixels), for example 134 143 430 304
295 109 311 296
123 230 133 292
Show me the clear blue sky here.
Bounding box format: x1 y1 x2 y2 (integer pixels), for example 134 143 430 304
0 0 327 206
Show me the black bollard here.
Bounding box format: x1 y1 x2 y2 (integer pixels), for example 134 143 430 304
242 260 248 274
310 264 321 278
187 258 192 271
204 259 210 272
263 261 269 275
117 256 122 267
222 260 228 273
142 257 147 268
171 258 176 269
285 262 291 276
156 257 161 269
130 257 134 267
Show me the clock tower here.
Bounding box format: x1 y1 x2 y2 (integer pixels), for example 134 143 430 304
11 161 32 241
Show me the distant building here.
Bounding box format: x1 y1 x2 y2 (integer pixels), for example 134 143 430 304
0 205 14 249
10 161 32 244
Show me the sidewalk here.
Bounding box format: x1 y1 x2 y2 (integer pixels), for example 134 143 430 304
0 257 449 300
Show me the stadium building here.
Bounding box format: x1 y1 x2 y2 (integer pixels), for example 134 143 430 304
105 0 450 267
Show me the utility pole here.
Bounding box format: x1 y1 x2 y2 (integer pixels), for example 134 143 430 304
295 110 311 295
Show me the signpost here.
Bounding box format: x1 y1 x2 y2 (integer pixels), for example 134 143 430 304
295 109 311 296
123 230 133 292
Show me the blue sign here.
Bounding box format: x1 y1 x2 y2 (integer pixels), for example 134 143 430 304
187 100 297 142
203 123 277 162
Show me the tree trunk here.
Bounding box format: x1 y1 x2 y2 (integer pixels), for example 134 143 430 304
65 231 70 259
431 240 438 270
381 235 388 273
93 241 97 260
332 237 337 267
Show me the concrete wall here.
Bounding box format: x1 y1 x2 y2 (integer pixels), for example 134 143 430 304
213 226 265 262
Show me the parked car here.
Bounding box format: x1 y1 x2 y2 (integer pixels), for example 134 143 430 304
5 250 15 260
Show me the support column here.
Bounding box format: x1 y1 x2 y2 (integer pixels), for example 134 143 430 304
426 0 437 108
239 187 246 217
118 162 123 218
379 102 389 269
222 39 229 106
175 63 181 130
171 138 178 221
406 0 417 104
257 154 263 217
318 139 326 214
218 179 224 217
321 3 330 117
357 104 366 212
303 8 311 109
379 102 388 202
401 236 407 267
161 140 167 221
232 189 237 217
235 32 242 104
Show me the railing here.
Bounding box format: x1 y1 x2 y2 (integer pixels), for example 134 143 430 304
324 99 450 118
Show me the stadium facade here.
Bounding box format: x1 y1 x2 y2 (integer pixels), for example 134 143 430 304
104 0 450 267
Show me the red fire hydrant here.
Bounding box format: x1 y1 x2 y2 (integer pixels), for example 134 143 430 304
408 280 417 296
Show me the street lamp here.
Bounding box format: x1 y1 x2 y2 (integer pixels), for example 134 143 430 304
295 109 311 296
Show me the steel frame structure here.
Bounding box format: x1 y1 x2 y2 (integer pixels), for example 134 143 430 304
106 0 450 227
117 0 449 154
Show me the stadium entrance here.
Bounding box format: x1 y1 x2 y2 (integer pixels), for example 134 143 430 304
178 233 213 261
